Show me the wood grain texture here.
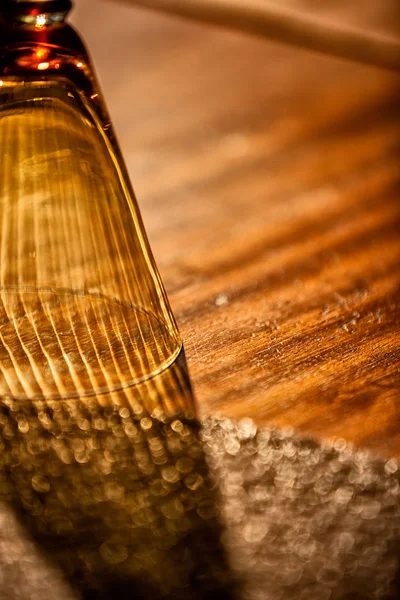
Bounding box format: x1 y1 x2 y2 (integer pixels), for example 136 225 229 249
71 0 400 457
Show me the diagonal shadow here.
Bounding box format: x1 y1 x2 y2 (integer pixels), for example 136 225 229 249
0 350 240 599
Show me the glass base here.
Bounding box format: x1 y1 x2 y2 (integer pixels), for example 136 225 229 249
0 288 182 400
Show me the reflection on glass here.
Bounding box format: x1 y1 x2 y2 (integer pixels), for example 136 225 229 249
0 0 182 400
0 78 181 398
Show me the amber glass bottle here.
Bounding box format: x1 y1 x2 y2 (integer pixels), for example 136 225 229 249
0 0 182 401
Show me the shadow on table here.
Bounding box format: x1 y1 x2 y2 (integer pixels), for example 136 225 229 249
0 350 239 599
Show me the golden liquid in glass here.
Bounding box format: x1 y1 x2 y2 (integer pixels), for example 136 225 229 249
0 80 181 400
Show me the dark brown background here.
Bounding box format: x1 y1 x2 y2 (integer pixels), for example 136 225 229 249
71 0 400 457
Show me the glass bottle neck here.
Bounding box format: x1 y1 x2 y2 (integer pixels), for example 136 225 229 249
1 1 72 27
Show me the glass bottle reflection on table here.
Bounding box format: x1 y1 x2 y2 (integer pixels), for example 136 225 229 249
0 353 238 599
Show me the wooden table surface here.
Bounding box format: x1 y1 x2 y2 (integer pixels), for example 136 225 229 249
71 0 400 458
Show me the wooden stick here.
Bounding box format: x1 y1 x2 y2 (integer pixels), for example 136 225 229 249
117 0 400 72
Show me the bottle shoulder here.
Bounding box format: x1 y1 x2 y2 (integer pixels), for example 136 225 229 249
0 21 86 55
0 22 112 131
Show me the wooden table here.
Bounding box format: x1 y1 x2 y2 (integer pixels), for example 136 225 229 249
71 0 400 457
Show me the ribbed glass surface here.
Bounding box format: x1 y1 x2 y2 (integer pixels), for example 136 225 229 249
0 79 181 400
